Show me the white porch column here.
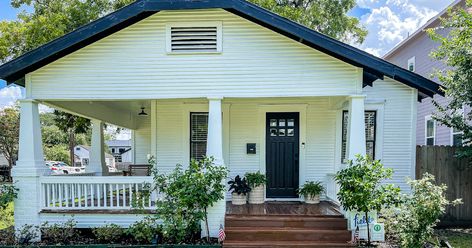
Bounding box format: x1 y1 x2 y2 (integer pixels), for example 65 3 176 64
86 119 108 175
204 97 225 237
12 99 46 238
346 95 366 160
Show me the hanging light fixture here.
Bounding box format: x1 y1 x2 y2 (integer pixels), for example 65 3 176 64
138 107 148 116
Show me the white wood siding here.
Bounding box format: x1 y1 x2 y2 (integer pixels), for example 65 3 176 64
133 116 151 164
29 9 359 100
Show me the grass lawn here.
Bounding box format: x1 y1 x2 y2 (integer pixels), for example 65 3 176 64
436 229 472 248
0 202 14 230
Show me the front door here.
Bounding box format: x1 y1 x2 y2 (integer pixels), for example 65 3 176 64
266 112 299 198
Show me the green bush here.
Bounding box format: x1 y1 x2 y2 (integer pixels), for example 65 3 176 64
41 219 77 245
245 171 266 188
298 181 324 198
0 184 18 210
382 173 462 248
127 217 160 244
93 223 125 244
335 155 401 244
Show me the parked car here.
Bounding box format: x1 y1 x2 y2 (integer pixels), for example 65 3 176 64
45 161 83 175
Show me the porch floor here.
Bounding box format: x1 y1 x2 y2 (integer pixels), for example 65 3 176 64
225 200 343 217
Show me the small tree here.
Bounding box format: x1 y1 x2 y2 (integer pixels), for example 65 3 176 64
335 155 401 245
0 106 20 169
383 173 462 248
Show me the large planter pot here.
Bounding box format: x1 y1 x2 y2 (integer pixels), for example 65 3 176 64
248 185 264 204
232 192 247 205
304 194 320 204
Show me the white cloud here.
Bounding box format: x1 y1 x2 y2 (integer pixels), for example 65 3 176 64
0 85 23 109
355 0 448 57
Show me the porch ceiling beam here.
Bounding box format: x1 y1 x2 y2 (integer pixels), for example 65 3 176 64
43 101 136 129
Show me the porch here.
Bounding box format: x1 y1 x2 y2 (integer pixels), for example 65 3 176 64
14 96 369 236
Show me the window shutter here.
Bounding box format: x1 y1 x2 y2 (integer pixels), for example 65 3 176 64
170 27 218 52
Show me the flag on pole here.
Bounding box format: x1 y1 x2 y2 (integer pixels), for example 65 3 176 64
218 224 226 243
354 226 360 242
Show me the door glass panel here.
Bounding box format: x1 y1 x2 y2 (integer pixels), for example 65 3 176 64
278 129 286 136
287 119 294 127
279 119 286 127
270 128 278 136
270 119 277 127
287 129 294 136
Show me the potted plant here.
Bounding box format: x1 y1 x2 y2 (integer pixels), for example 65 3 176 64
228 175 251 205
245 171 266 204
298 181 325 204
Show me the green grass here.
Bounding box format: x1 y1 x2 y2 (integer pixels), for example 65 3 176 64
0 202 14 230
436 229 472 248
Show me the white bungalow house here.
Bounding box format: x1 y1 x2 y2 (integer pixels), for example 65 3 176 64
0 0 442 243
74 145 116 169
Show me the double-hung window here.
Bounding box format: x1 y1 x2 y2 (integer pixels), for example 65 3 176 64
341 111 377 162
190 112 209 160
425 115 436 145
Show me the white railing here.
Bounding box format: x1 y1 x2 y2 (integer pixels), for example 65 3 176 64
40 176 157 210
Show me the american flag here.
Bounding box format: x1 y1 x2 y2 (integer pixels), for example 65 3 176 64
218 224 226 243
353 226 360 242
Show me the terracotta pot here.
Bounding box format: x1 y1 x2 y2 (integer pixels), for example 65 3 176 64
304 195 320 204
248 185 264 204
232 192 247 205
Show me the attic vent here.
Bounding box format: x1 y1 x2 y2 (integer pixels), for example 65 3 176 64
167 22 222 53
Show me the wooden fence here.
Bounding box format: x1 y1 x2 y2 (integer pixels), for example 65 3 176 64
416 145 472 227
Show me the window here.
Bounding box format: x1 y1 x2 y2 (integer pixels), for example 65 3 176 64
408 56 416 72
341 111 377 162
425 116 436 145
190 112 209 160
167 22 222 53
451 127 463 146
119 148 125 154
111 148 115 153
82 158 89 165
114 154 122 163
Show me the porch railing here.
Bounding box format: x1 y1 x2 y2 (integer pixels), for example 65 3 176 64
40 176 158 211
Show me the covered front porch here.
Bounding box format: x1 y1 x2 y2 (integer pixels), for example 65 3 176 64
14 95 369 236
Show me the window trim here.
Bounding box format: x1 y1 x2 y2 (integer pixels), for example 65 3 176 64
408 56 416 72
450 107 465 146
190 112 209 161
341 110 377 162
424 115 436 145
166 21 223 54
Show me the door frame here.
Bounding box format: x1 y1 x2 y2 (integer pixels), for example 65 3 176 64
258 104 307 201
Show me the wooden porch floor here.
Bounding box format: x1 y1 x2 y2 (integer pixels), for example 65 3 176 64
226 201 343 217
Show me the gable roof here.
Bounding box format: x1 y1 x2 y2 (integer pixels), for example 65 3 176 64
0 0 443 98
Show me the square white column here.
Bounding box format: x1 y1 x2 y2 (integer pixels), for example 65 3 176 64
12 99 46 239
86 119 108 175
346 95 366 159
204 97 225 237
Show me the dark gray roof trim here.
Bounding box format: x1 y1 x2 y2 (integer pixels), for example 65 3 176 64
0 0 443 97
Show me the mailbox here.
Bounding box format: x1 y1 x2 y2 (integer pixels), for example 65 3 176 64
247 143 256 154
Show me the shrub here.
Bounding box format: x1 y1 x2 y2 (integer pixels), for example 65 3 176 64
0 184 18 210
245 171 266 188
127 217 160 244
228 175 251 195
17 224 40 245
382 173 462 248
93 223 125 244
41 219 77 245
335 155 401 244
298 181 324 198
0 226 16 245
152 157 228 243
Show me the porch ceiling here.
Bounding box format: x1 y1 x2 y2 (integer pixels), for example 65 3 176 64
43 100 151 130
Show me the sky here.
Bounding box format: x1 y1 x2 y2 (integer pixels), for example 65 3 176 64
0 0 455 110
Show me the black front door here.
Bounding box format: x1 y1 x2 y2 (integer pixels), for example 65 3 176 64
266 112 299 198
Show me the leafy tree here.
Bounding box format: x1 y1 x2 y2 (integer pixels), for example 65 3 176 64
53 111 91 166
0 0 135 65
249 0 367 44
0 106 20 168
43 144 70 162
427 1 472 155
335 155 401 245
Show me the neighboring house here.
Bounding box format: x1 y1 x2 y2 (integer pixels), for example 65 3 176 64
0 153 7 166
74 145 116 168
0 0 442 241
384 0 466 146
106 139 133 165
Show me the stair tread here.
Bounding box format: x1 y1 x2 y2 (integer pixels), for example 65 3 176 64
226 227 351 232
225 215 345 220
223 240 354 247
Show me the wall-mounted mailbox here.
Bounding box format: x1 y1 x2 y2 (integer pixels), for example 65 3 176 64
247 143 256 154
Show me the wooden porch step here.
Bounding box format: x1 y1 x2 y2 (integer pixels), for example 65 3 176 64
223 241 354 248
224 227 351 242
225 215 347 229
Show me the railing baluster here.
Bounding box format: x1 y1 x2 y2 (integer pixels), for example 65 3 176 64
78 184 82 208
129 183 132 207
71 184 75 208
122 184 126 208
103 184 107 208
110 183 114 208
52 184 56 208
90 184 94 208
116 184 119 207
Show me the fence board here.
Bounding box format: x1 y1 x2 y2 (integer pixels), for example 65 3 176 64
416 145 472 227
